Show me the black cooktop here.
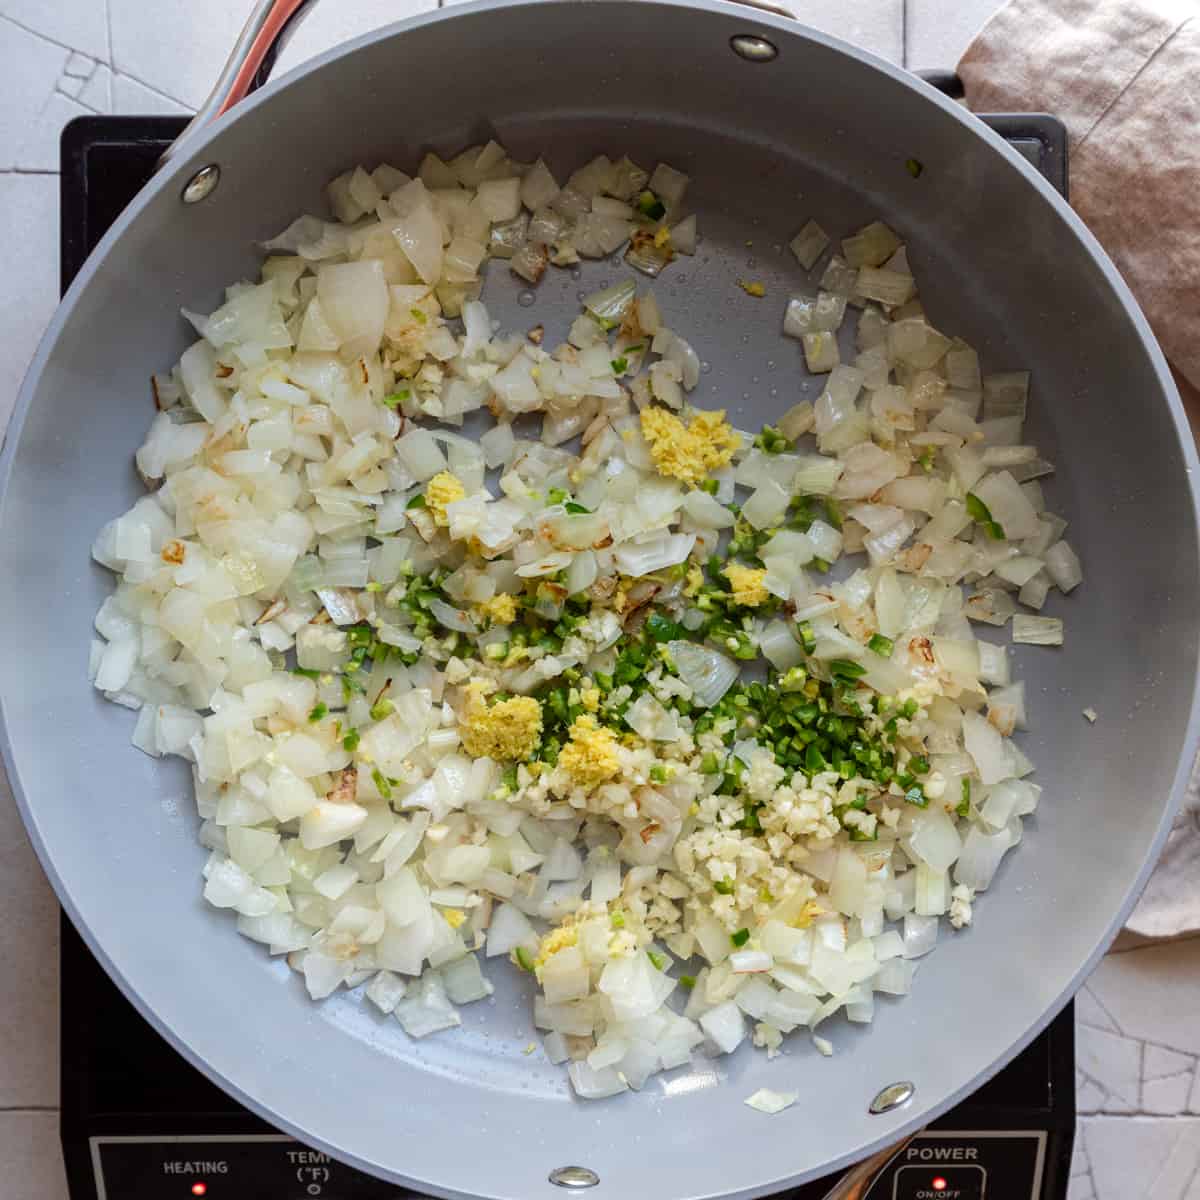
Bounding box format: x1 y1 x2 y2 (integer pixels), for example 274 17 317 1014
57 114 1075 1200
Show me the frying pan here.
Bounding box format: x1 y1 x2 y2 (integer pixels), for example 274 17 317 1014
2 0 1198 1196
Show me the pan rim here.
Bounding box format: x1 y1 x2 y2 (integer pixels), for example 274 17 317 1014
2 0 1198 1194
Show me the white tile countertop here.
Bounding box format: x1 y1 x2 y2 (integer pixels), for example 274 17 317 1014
2 1 1199 1198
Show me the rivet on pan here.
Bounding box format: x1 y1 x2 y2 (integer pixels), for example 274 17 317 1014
549 1165 600 1189
730 34 778 63
182 164 221 204
869 1081 915 1114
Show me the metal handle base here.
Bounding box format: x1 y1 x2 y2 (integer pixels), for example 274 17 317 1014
820 1135 916 1200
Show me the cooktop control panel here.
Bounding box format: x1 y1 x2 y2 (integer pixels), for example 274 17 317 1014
91 1136 397 1200
878 1132 1046 1200
89 1130 1045 1200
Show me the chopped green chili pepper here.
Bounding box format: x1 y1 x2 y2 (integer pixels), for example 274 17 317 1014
966 492 1007 540
700 478 719 495
713 879 735 895
679 974 697 989
753 425 790 454
308 702 328 722
848 823 879 842
406 493 426 509
964 492 990 522
829 659 867 680
292 666 320 680
382 388 411 409
645 612 683 642
611 356 629 374
804 742 827 775
369 698 394 722
409 306 428 324
610 911 626 929
564 501 591 514
371 768 393 800
868 633 894 657
341 729 360 752
514 946 535 971
958 777 972 817
798 622 816 654
730 928 751 948
636 190 666 220
780 665 808 692
906 157 924 179
647 950 667 971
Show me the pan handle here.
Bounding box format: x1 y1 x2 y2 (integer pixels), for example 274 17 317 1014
159 0 316 166
159 0 812 166
819 1134 915 1200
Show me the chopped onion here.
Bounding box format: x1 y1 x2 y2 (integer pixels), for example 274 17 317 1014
583 280 635 327
843 221 901 268
1012 615 1064 646
803 331 840 374
742 479 790 529
789 219 829 270
973 471 1040 540
479 422 514 469
396 429 447 481
613 532 694 575
485 902 538 958
699 1001 746 1054
759 620 804 671
954 826 1014 891
745 1088 798 1114
317 261 388 356
428 599 477 634
668 641 739 708
1019 573 1051 610
962 710 1009 784
908 807 962 873
730 950 773 973
568 1061 627 1099
671 214 697 254
1043 540 1082 593
856 266 916 307
683 489 736 529
902 913 938 958
395 973 461 1037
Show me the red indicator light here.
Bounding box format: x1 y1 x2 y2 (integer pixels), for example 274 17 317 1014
932 1177 948 1191
191 1185 207 1197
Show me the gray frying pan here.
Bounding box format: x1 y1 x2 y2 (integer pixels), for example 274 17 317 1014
2 1 1198 1197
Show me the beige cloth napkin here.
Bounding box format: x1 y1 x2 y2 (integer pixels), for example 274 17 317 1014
960 0 1200 937
959 0 1200 394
